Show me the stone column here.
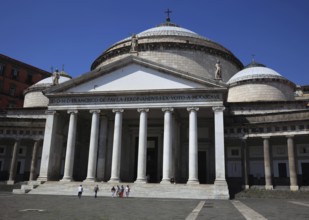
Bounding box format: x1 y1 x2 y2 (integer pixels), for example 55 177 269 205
213 106 229 199
7 140 20 185
61 110 78 182
263 136 273 190
241 138 250 189
96 115 108 181
287 135 298 191
187 107 199 184
38 110 58 181
109 109 123 182
85 110 100 182
29 139 40 181
135 108 149 183
161 107 173 184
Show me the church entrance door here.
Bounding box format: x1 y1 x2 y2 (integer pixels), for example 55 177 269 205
198 151 207 183
302 163 309 185
134 137 159 183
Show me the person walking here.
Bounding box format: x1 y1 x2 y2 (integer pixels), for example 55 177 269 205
116 185 120 197
94 185 99 198
120 185 124 198
111 186 116 198
125 185 130 198
78 185 83 199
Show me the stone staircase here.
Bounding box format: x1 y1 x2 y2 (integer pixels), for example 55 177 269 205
13 181 228 199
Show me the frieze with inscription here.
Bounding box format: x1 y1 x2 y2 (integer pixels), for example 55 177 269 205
49 93 222 106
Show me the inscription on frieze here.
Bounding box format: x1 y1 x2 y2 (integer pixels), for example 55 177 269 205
49 93 222 106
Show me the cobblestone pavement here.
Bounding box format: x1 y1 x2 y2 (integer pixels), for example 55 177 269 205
0 193 309 220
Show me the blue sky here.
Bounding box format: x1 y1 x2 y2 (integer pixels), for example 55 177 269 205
1 0 308 85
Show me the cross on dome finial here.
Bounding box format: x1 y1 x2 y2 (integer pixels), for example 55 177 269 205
165 8 172 22
251 54 255 63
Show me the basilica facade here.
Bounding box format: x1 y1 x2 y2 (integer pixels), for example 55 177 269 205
1 18 309 199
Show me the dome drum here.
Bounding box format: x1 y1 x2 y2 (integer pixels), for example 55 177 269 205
227 82 295 102
91 23 243 82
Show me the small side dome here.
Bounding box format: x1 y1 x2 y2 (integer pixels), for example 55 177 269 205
227 61 295 102
23 69 72 108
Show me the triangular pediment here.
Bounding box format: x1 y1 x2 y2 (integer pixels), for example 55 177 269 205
46 56 225 95
67 64 208 93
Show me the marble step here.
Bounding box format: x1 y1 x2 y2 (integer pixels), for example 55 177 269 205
26 181 222 199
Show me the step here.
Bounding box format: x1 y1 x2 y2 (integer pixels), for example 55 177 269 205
26 181 229 199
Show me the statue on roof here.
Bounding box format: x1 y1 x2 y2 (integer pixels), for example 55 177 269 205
130 34 138 52
215 60 222 80
53 69 60 85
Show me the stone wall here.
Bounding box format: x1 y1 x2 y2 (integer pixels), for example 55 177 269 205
96 50 240 83
24 91 49 108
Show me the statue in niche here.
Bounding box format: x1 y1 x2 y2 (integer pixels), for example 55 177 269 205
215 60 222 80
130 34 138 52
53 69 60 85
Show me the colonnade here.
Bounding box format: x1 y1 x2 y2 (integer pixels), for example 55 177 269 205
37 106 226 187
6 139 41 184
242 135 299 191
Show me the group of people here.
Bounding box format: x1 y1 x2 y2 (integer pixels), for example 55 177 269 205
77 184 130 198
111 185 130 198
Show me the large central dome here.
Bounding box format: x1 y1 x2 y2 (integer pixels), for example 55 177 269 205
118 23 209 42
91 21 243 82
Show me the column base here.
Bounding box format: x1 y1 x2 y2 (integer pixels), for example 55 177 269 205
160 179 171 184
242 185 250 190
60 177 73 182
28 180 44 185
6 180 15 185
290 185 299 191
36 176 47 182
214 179 229 199
83 178 96 183
265 185 273 190
187 179 199 185
108 178 120 183
134 178 147 184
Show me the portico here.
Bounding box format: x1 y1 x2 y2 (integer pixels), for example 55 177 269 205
37 89 228 198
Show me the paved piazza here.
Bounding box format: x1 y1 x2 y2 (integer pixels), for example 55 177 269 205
0 193 309 220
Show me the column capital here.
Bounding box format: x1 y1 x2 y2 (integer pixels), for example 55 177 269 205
262 136 270 140
162 107 174 112
286 135 295 139
99 111 108 117
241 137 247 142
33 138 42 142
90 109 101 114
112 108 124 113
137 108 149 113
67 110 78 114
45 110 57 115
187 107 199 112
212 106 225 112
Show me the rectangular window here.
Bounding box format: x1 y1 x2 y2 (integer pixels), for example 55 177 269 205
9 84 16 96
8 100 16 108
11 68 19 80
228 147 241 158
27 73 33 84
278 163 287 178
0 160 2 171
0 63 5 75
18 146 26 156
297 144 309 156
0 146 5 155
